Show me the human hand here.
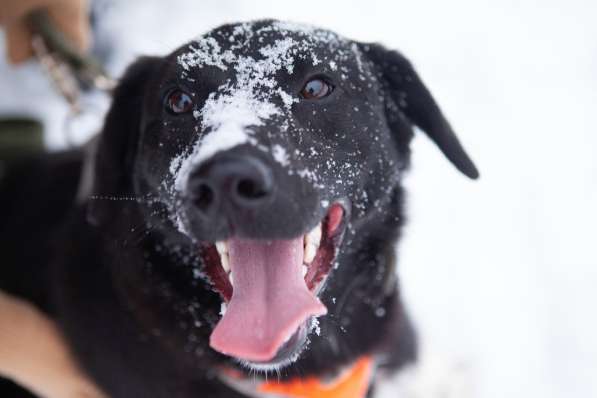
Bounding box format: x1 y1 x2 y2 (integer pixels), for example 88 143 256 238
0 290 105 398
0 0 89 64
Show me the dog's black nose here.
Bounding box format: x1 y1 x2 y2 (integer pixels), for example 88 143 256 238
188 156 274 215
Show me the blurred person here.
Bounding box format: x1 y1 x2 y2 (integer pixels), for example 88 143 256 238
0 1 104 397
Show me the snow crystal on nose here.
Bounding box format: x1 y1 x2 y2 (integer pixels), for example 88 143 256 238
272 144 290 166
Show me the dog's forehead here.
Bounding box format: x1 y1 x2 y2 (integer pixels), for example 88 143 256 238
175 21 355 77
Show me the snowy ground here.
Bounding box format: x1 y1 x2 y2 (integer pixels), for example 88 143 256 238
2 1 596 397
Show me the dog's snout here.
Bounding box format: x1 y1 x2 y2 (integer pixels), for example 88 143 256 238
188 156 274 215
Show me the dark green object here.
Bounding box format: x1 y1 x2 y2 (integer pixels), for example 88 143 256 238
0 117 44 163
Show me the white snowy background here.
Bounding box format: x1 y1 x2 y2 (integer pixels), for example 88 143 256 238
1 1 596 397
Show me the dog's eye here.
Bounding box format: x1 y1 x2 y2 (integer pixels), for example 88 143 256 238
165 89 194 114
300 78 334 100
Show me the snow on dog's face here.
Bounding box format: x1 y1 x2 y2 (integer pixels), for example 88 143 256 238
137 21 401 241
91 19 476 374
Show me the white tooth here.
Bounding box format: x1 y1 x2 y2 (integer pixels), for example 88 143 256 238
302 264 308 278
304 243 317 264
229 272 234 287
306 223 322 248
215 241 228 254
221 252 230 273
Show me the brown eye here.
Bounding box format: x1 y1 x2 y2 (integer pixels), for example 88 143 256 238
300 78 334 99
165 89 194 114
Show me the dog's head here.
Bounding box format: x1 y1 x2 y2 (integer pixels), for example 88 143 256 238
88 20 477 374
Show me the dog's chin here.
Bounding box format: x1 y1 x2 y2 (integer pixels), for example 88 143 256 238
234 319 315 372
190 202 347 369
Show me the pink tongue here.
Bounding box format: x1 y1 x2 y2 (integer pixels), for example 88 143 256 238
209 237 327 362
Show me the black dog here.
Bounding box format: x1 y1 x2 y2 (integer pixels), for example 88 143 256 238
0 20 478 397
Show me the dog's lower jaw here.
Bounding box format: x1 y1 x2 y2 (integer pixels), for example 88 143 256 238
234 319 313 373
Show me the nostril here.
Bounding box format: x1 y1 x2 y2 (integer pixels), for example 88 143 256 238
236 178 268 200
189 155 274 213
192 183 215 211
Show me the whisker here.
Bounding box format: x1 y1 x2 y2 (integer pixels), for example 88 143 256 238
89 195 145 202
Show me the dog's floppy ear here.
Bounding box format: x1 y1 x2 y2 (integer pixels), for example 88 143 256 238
86 56 161 226
360 43 479 179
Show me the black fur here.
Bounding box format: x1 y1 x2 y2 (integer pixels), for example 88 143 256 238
0 20 476 397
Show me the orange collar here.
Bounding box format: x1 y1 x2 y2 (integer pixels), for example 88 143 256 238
220 356 374 398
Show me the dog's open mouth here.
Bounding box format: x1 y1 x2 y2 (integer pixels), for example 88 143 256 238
199 203 346 364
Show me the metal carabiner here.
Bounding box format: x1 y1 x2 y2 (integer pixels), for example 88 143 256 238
27 9 117 146
28 9 116 108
